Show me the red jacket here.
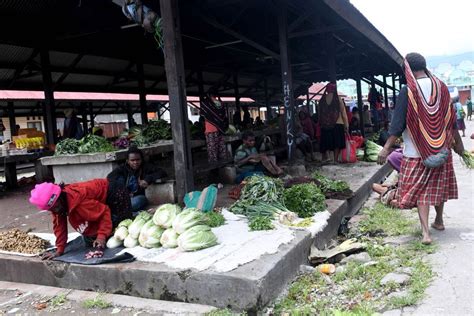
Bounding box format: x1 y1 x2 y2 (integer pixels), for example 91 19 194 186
52 179 112 254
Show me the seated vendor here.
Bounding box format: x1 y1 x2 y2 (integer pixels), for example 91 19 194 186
234 131 283 183
107 146 167 214
29 179 133 260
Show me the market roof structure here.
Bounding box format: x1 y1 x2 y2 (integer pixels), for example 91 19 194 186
0 0 403 199
0 0 402 99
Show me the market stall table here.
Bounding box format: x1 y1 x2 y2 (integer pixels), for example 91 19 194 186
1 151 53 188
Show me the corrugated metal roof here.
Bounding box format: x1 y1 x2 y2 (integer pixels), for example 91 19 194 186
0 44 34 64
77 55 129 72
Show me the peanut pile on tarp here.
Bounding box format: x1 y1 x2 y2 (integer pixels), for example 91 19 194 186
0 229 50 254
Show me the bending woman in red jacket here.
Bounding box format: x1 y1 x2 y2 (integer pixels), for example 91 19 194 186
29 179 132 260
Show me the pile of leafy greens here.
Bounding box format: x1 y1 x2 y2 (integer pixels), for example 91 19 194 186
283 183 326 218
55 138 81 155
230 176 292 230
55 135 114 155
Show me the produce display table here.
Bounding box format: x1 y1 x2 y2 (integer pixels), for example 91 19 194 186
1 151 53 188
40 140 206 184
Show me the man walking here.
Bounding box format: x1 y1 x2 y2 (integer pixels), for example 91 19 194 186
378 53 465 245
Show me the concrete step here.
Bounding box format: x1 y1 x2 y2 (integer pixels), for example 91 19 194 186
0 281 216 315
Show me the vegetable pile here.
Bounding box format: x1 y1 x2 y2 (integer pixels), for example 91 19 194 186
283 183 326 218
127 119 172 147
55 135 114 156
55 138 81 155
0 229 50 254
284 174 352 200
460 150 474 169
106 204 219 252
362 140 383 162
78 135 115 154
230 176 300 230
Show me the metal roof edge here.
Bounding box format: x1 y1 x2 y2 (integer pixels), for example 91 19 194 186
322 0 404 67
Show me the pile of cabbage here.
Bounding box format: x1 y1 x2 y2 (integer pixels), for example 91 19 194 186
106 204 218 252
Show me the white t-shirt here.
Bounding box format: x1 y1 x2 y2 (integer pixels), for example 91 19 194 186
402 77 432 158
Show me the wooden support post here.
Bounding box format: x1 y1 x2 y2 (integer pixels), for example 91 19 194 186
264 78 271 120
5 163 17 189
80 102 88 135
392 73 397 104
7 102 16 138
233 73 241 125
137 63 148 124
383 75 389 108
326 35 337 84
127 102 134 128
306 90 311 114
89 102 94 129
160 0 194 201
277 0 296 164
356 77 365 137
40 49 57 145
197 70 205 113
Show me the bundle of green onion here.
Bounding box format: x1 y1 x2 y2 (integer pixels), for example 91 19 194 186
460 150 474 169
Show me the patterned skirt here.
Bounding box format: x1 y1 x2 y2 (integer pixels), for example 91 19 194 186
396 154 458 208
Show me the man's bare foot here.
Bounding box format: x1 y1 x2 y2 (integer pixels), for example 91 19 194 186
421 235 432 245
431 222 445 231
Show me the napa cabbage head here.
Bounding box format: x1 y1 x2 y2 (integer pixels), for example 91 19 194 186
172 208 206 234
138 219 165 248
114 226 129 241
118 219 133 228
106 236 123 248
177 225 218 251
160 228 179 248
129 212 151 239
123 235 139 248
153 204 182 228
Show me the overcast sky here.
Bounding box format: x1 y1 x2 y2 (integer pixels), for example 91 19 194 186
350 0 474 57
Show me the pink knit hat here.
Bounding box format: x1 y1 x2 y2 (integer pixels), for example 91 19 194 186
29 182 61 210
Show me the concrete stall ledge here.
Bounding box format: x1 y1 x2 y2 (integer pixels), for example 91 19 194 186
0 162 392 311
40 141 205 184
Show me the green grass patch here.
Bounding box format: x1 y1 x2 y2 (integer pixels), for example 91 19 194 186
205 309 247 316
50 293 67 307
273 203 434 315
358 203 416 236
82 294 112 309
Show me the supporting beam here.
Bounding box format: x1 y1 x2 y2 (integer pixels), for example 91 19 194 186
126 102 135 127
289 25 346 39
40 49 57 144
264 78 271 120
7 102 16 138
198 11 280 60
306 90 311 114
277 0 296 164
233 73 241 125
8 49 40 89
89 102 94 129
54 54 83 89
326 35 337 83
80 102 88 135
160 0 194 201
356 77 365 137
137 63 148 124
383 75 389 108
392 73 397 104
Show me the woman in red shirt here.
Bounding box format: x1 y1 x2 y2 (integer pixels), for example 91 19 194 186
29 179 132 260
